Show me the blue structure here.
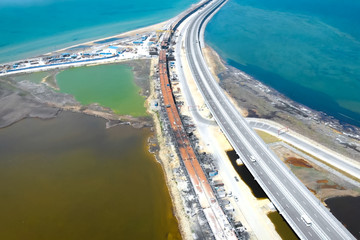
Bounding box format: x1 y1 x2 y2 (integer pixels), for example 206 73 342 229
208 170 218 177
133 40 143 45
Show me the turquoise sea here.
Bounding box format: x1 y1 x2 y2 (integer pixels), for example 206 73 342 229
206 0 360 127
1 0 360 128
0 0 196 63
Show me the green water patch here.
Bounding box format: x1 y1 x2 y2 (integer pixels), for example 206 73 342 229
56 64 147 116
267 211 299 240
0 111 180 240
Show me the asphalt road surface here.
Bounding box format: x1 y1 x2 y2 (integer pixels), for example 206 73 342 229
181 0 355 239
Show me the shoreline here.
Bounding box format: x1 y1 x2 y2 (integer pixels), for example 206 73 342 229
1 6 359 238
0 59 154 130
0 54 190 238
202 45 360 162
0 20 171 76
41 20 170 58
201 45 360 201
0 19 170 66
1 0 358 155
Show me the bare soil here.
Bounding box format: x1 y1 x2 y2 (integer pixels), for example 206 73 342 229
271 144 360 201
285 157 313 168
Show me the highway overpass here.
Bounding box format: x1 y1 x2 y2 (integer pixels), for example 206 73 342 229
177 0 356 239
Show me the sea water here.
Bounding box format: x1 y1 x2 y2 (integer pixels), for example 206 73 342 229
206 0 360 127
0 0 197 64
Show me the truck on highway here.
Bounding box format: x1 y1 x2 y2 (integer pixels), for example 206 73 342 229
301 214 312 226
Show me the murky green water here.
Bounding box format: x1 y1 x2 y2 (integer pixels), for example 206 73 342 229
56 64 147 116
267 212 299 240
0 112 180 240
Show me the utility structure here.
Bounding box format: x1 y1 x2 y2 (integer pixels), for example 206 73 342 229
156 29 173 42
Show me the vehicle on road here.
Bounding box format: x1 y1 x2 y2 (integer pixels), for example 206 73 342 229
301 214 312 227
250 155 256 162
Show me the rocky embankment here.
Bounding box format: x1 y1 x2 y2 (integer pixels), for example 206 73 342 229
204 46 360 161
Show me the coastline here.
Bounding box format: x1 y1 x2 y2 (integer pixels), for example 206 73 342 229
0 20 170 76
1 8 359 238
201 45 360 203
1 0 358 162
202 45 360 162
40 20 170 59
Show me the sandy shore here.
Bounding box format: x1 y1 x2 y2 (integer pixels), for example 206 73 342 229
43 20 170 57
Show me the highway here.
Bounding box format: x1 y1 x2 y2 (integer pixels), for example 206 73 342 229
247 118 360 180
179 0 356 239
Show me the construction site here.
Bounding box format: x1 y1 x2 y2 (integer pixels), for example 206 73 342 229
152 4 248 238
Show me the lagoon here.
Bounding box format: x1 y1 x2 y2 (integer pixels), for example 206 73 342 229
56 64 147 116
0 111 181 240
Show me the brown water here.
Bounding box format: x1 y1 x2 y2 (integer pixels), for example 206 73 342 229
0 111 181 240
267 212 299 240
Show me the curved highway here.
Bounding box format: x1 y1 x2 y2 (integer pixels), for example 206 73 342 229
179 0 356 239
